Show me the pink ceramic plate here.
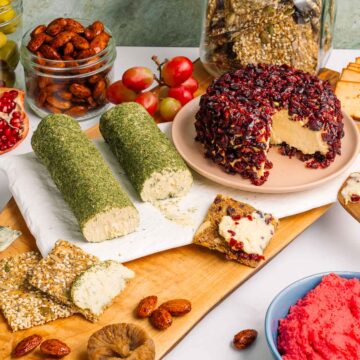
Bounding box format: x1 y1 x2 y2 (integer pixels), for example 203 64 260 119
172 97 360 194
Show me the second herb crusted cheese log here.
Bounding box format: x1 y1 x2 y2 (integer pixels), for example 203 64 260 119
100 102 193 202
31 114 139 242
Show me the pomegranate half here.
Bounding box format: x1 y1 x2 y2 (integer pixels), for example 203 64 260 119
0 88 29 154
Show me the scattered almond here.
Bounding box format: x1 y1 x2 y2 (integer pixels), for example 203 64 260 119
136 295 158 318
233 329 258 350
12 334 42 358
40 339 71 357
159 299 192 317
150 308 173 330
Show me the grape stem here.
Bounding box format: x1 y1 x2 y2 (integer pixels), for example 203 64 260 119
151 55 168 86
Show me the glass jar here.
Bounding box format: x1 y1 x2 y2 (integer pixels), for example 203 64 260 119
200 0 336 77
20 19 116 121
0 0 22 86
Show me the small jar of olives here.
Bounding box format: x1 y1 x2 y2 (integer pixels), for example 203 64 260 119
200 0 336 77
0 0 22 87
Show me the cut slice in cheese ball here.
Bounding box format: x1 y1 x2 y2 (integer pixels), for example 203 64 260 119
335 80 360 120
31 114 139 243
71 260 135 316
100 103 193 202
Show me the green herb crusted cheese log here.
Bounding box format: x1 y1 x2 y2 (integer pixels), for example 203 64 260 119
31 114 139 243
100 102 193 202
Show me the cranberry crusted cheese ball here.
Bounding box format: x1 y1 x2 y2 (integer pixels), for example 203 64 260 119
195 64 344 185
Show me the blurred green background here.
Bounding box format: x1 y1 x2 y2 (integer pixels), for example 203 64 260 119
24 0 359 48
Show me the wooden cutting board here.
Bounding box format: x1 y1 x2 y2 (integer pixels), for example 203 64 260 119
0 62 357 360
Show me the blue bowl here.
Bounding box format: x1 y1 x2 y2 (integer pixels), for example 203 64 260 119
265 271 360 359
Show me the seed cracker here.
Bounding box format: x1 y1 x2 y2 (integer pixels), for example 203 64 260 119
193 194 279 268
28 240 100 321
0 252 73 331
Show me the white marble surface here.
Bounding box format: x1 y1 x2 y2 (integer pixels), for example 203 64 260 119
0 47 359 359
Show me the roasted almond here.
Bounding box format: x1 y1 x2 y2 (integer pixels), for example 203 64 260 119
57 90 72 101
13 334 42 358
31 25 46 38
47 95 72 110
136 295 158 318
233 329 258 350
46 18 67 36
36 90 47 106
90 32 110 54
63 42 74 56
93 78 106 99
159 299 192 316
51 31 76 48
40 339 71 357
64 18 84 33
76 48 96 59
90 20 105 37
27 33 48 53
69 83 92 98
39 44 61 60
65 105 88 117
71 34 90 50
45 102 62 114
150 308 173 330
88 74 103 84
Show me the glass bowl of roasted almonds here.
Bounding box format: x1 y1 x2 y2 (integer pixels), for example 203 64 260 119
20 18 116 121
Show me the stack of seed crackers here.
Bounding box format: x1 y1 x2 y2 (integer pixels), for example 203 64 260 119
0 240 100 331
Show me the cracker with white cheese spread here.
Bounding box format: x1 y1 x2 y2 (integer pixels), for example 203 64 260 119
0 252 73 331
193 194 279 268
28 240 100 322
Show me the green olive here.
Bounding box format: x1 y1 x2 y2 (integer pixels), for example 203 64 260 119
0 40 19 69
264 5 275 16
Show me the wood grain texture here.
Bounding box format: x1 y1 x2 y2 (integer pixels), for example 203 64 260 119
338 175 360 222
0 62 356 360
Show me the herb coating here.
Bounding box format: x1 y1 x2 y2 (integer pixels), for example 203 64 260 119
31 114 138 242
100 102 193 201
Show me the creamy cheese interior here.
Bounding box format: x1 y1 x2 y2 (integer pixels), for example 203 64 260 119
140 169 193 202
83 206 139 243
72 261 135 316
270 109 329 155
341 172 360 204
218 212 274 255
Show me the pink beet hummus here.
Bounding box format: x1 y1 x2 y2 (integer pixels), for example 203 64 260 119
277 274 360 360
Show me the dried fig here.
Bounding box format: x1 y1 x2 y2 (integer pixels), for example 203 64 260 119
87 323 155 360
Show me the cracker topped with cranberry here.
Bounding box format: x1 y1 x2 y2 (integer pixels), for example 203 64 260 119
193 194 279 267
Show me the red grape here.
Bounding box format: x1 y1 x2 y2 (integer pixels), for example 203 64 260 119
122 66 154 92
162 56 193 87
135 92 159 115
106 80 137 104
159 97 182 121
180 76 198 94
168 86 193 106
